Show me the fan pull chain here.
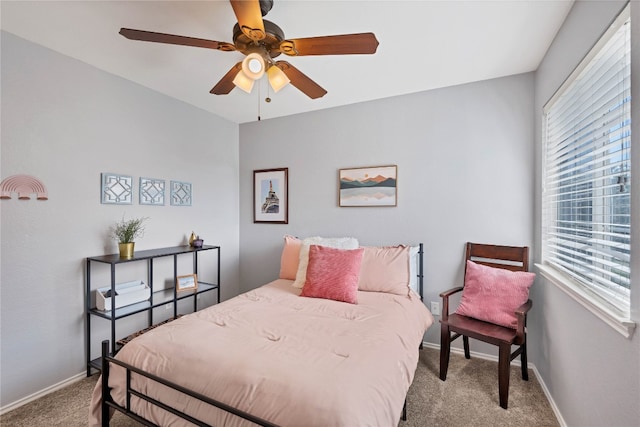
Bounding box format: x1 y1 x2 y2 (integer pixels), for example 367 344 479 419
257 81 261 121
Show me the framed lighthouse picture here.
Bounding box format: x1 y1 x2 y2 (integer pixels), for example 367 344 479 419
254 168 288 224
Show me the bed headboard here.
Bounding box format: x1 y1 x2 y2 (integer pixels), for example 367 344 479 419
418 243 424 301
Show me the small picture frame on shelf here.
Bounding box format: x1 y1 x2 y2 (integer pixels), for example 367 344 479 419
176 274 198 292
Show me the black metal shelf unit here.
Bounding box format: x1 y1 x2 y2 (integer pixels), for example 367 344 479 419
85 245 220 375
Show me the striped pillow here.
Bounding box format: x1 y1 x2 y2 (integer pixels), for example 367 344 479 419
300 245 364 304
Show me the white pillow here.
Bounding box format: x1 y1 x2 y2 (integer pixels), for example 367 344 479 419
292 236 359 288
409 246 420 294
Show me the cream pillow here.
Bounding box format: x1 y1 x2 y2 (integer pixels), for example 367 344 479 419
292 236 359 288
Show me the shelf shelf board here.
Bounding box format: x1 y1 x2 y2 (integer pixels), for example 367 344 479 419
89 283 218 320
89 357 102 372
87 245 219 264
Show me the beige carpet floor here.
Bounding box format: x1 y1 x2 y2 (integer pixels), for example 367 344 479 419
0 347 559 426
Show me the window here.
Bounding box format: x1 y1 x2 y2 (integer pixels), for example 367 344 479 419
542 6 631 320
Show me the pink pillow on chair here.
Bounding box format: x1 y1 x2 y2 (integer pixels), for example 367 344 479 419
456 260 535 329
300 245 364 304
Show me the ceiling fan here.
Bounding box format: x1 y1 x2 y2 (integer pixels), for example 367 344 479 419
119 0 379 99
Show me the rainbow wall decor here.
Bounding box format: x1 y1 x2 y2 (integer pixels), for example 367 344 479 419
0 174 48 200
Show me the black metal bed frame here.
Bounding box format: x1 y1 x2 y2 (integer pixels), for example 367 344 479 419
100 244 425 427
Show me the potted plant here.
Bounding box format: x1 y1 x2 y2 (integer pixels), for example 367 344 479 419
111 216 148 258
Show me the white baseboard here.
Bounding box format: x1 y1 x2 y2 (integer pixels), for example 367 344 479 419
421 341 567 427
0 371 87 415
530 363 567 427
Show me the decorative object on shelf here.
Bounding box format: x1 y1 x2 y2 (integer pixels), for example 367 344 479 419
254 168 288 224
176 274 198 292
119 242 135 259
95 280 150 311
189 231 204 248
170 180 192 206
139 177 165 205
339 165 397 207
110 216 149 258
101 173 133 205
0 174 48 200
193 238 204 248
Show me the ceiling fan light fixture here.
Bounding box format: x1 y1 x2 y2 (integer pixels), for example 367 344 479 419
120 2 378 101
241 53 265 80
267 65 290 93
232 70 255 93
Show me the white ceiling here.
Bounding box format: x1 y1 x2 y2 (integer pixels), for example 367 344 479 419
1 0 574 124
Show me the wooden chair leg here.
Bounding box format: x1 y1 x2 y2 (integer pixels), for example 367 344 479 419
520 341 529 381
439 325 451 381
498 344 511 409
463 335 471 359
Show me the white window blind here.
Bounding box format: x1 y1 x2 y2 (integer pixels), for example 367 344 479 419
542 6 631 315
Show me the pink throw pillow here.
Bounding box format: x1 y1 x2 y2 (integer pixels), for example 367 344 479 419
279 235 301 280
358 245 411 295
300 245 364 304
456 260 535 329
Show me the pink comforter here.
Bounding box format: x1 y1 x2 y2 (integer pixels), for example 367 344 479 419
89 279 434 426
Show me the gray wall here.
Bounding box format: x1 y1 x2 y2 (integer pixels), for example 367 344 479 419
533 1 640 426
239 72 536 348
0 32 240 407
3 2 640 423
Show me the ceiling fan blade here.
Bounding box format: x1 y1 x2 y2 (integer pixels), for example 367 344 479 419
210 62 243 95
119 28 235 51
276 61 327 99
230 0 266 41
278 33 379 56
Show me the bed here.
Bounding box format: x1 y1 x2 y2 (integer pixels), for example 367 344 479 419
89 240 434 426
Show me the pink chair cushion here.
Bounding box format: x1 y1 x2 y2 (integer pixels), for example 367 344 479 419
300 245 364 304
456 260 535 329
279 235 301 280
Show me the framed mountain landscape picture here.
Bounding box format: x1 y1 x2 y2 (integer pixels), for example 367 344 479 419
339 165 397 207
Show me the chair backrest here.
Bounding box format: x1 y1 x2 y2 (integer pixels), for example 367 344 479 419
464 242 529 276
